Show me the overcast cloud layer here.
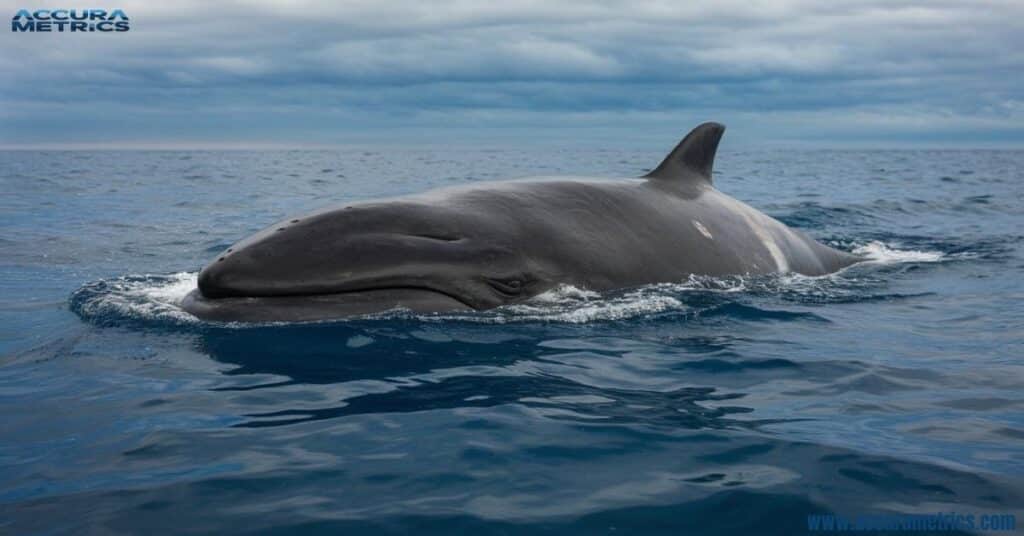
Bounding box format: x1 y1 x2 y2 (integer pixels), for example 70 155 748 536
1 0 1022 147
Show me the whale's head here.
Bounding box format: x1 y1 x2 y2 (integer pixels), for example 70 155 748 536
187 193 565 321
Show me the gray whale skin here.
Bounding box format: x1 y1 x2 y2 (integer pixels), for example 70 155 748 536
182 123 859 322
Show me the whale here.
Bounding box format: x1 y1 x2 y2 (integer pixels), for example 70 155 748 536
182 122 860 322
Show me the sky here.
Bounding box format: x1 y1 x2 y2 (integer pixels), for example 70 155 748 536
1 0 1022 148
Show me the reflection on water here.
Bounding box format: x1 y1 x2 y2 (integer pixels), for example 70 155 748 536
198 324 769 430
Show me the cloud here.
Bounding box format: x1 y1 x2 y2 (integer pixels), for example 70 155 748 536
193 56 272 77
1 0 1022 146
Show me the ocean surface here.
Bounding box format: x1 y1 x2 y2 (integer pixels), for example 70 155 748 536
1 147 1022 534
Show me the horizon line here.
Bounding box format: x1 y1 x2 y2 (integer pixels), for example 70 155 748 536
2 140 1022 151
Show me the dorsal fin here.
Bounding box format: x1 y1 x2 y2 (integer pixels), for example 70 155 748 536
644 122 725 184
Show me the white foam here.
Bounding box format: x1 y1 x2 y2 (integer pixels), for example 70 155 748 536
853 241 945 264
73 272 200 324
529 284 601 302
420 283 689 324
138 272 198 305
511 293 684 324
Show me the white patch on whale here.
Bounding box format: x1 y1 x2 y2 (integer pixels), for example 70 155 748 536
712 192 790 272
752 225 789 272
692 220 713 240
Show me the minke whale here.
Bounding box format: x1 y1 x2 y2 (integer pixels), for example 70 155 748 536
182 123 860 322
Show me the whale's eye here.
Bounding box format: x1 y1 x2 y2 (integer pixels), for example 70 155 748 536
487 277 524 297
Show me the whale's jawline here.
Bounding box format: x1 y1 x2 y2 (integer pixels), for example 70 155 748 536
180 286 474 323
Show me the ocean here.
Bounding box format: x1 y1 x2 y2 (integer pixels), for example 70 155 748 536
1 147 1022 534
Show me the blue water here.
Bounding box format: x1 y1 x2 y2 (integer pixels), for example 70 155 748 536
1 148 1022 534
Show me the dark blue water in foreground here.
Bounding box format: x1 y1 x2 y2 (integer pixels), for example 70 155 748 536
1 148 1022 534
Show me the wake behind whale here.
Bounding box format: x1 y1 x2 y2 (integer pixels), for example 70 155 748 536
182 123 860 322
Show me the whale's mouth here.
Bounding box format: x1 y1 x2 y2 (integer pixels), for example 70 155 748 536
181 285 474 323
203 284 476 309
